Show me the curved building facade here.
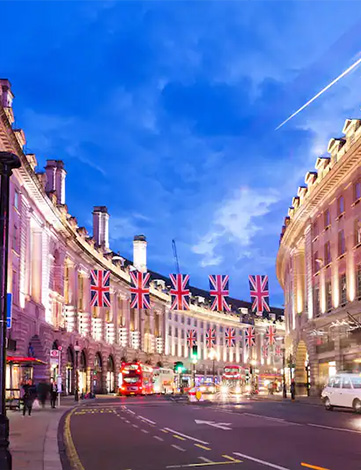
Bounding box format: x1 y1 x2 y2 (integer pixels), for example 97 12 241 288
277 117 361 394
1 79 283 395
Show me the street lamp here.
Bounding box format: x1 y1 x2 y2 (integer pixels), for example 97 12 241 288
0 152 21 470
74 342 81 402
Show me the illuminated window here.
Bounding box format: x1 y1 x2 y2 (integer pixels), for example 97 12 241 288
354 181 361 201
337 196 345 216
324 209 331 229
78 275 84 311
64 265 69 304
324 242 331 265
325 281 332 312
339 274 347 306
338 230 346 256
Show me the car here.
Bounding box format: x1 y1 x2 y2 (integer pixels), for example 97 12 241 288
321 373 361 412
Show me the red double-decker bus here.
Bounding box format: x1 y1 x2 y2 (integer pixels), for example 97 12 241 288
119 362 154 396
221 364 248 395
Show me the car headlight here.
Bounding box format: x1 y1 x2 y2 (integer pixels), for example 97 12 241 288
235 386 242 394
221 385 228 394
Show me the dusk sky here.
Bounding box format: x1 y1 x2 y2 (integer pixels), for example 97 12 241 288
2 1 361 307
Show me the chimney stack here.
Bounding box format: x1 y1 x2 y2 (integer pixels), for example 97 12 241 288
0 78 15 124
45 160 66 205
133 235 147 273
93 206 109 249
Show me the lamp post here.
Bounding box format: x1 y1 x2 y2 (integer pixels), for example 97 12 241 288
282 348 287 399
0 152 21 470
74 342 81 402
209 349 218 383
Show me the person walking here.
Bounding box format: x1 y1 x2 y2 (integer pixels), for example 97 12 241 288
50 380 58 408
37 380 49 408
290 379 296 401
22 380 36 416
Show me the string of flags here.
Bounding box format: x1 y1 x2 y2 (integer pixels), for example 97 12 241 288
90 269 271 314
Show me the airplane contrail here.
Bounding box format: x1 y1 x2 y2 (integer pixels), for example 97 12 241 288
276 56 361 130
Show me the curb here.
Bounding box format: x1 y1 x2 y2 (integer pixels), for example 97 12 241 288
44 406 75 470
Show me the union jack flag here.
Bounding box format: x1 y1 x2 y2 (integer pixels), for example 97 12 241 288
170 274 190 310
205 328 216 348
130 271 151 309
187 329 197 346
209 275 231 312
225 328 236 347
244 327 256 347
249 275 270 315
262 343 269 358
90 270 111 307
275 343 282 357
265 326 276 346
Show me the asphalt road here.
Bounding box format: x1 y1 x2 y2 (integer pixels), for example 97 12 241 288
63 395 361 470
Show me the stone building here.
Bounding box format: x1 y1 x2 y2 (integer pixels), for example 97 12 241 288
1 78 283 395
277 117 361 394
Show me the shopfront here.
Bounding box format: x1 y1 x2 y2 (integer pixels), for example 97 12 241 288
106 355 115 393
93 352 103 394
79 350 88 394
66 346 75 395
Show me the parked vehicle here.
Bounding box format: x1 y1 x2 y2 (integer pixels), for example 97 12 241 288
321 373 361 412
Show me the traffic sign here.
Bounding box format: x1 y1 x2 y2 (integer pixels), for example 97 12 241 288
6 293 12 329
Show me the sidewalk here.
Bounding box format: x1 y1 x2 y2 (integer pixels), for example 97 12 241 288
8 396 76 470
253 393 322 405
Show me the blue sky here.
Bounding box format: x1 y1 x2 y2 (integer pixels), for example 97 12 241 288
2 1 361 307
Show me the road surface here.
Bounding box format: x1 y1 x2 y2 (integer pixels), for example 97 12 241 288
61 395 361 470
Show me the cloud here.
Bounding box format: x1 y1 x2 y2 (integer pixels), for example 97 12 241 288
192 187 280 267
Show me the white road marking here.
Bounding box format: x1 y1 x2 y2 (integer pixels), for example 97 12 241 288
233 452 290 470
195 419 232 430
132 424 139 428
141 429 149 434
139 416 156 425
125 420 130 424
307 423 361 434
154 436 164 442
172 444 186 452
126 408 136 415
198 457 213 463
164 428 209 445
243 413 286 423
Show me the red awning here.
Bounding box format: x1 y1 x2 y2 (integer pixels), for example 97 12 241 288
6 356 47 365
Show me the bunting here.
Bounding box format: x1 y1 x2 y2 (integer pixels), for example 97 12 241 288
170 274 190 310
90 270 111 308
205 328 216 348
130 271 151 309
249 275 270 315
209 275 231 312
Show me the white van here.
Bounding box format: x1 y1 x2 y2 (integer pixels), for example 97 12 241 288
321 373 361 412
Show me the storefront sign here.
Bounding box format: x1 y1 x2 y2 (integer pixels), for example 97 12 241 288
50 349 60 365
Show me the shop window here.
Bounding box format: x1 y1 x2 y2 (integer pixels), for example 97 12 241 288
338 230 346 257
324 209 331 229
337 196 345 217
339 273 347 306
326 281 332 312
324 242 331 265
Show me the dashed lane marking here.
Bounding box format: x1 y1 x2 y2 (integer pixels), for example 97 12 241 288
154 436 164 441
301 464 330 470
164 428 209 445
141 429 149 434
171 444 186 452
126 408 136 414
222 456 240 462
166 459 242 468
307 423 361 434
132 424 139 428
162 429 169 433
194 444 211 451
138 415 156 425
198 457 213 463
173 434 186 441
233 452 289 470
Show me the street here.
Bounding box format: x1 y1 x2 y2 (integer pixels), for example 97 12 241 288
62 396 361 470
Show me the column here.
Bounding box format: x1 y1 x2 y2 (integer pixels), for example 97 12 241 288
304 225 313 319
19 199 30 308
41 228 51 323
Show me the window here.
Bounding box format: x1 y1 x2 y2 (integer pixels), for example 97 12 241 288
175 327 178 337
351 377 361 389
194 320 197 327
180 316 184 324
314 285 320 317
174 314 178 322
220 326 223 333
181 330 184 339
324 209 331 229
333 377 341 388
313 251 320 272
168 312 171 319
355 219 361 246
354 181 361 202
339 273 347 306
14 190 19 210
338 230 346 256
342 378 352 389
337 196 345 216
12 225 18 252
357 265 361 300
324 242 331 265
168 326 172 336
326 281 332 312
312 219 319 239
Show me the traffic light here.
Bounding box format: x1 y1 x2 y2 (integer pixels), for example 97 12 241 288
191 345 198 362
174 361 184 374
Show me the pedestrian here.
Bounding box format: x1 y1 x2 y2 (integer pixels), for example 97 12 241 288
290 379 296 401
22 380 36 416
37 380 49 408
50 380 58 408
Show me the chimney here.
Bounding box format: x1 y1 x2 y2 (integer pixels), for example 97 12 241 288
133 235 147 273
45 160 66 205
92 206 109 249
